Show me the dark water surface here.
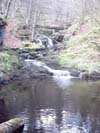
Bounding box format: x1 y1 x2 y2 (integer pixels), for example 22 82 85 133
0 77 100 133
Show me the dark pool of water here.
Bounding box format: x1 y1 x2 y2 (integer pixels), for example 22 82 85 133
0 77 100 133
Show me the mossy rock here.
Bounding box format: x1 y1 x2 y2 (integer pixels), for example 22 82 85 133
0 50 20 72
0 14 7 26
20 41 41 50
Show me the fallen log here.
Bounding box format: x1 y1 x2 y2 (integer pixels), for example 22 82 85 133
0 118 24 133
35 24 65 31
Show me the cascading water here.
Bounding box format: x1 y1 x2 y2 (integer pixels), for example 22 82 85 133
36 37 54 50
47 37 54 49
37 39 44 47
36 36 56 51
24 59 80 89
24 59 78 78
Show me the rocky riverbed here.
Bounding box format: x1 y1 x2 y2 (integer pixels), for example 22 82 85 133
0 37 100 85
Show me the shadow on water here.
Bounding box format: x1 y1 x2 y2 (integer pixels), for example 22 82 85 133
0 98 9 123
0 77 100 133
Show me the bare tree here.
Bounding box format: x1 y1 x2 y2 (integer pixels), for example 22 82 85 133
5 0 13 18
31 0 40 40
25 0 32 25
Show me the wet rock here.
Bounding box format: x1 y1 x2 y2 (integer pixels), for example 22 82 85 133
34 48 46 52
80 72 100 80
88 72 100 80
70 71 80 77
18 50 38 59
80 72 89 80
46 61 60 69
21 60 53 78
0 72 10 80
18 48 47 59
0 71 5 79
19 53 30 59
11 68 32 81
11 68 52 80
52 33 64 43
30 71 52 79
39 70 53 76
18 49 30 54
0 72 11 84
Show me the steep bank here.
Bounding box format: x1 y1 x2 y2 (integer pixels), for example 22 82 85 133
57 20 100 79
0 43 48 84
1 20 100 82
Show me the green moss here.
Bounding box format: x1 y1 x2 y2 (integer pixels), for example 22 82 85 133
0 50 20 72
20 42 41 50
58 26 100 73
91 27 100 34
0 14 7 25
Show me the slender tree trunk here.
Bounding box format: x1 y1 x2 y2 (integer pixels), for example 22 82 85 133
26 0 32 25
5 0 13 19
31 0 40 41
79 0 86 27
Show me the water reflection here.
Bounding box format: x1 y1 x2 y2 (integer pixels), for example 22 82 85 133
0 98 9 123
53 75 72 89
0 78 99 133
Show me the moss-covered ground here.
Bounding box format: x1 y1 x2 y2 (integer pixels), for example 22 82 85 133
58 23 100 73
20 42 41 50
0 50 20 73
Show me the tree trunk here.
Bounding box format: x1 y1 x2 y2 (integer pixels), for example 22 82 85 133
5 0 13 19
0 118 24 133
31 0 40 41
26 0 32 25
78 0 86 29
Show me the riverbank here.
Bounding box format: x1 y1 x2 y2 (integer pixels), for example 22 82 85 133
0 46 100 85
0 49 22 84
0 19 100 82
57 20 100 80
0 42 41 84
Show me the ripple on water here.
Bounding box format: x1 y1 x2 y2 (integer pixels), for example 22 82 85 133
53 75 72 89
20 109 88 133
60 125 88 133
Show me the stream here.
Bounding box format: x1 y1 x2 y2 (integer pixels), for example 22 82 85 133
0 75 100 133
24 59 80 78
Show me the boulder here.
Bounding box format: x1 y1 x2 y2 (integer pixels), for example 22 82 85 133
70 71 80 77
80 72 89 80
52 33 64 43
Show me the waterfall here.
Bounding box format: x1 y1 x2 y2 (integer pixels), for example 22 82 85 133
43 65 70 76
24 59 76 78
24 59 80 89
37 39 43 47
47 38 54 49
36 37 54 50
